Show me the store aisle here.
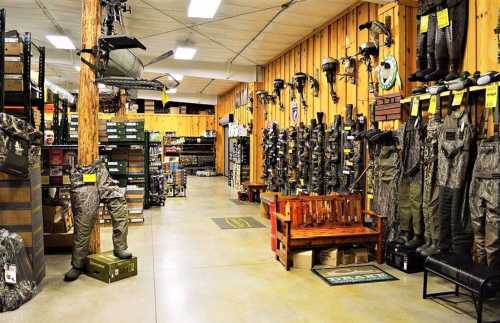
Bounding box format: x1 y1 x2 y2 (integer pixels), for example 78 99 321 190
3 177 474 323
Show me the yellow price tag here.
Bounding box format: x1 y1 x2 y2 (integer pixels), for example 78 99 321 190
367 194 374 200
161 89 170 105
83 173 97 183
300 179 304 186
344 126 351 131
452 90 465 106
420 15 429 33
485 84 498 109
428 95 437 114
344 148 351 154
411 97 419 117
437 8 450 29
42 176 49 185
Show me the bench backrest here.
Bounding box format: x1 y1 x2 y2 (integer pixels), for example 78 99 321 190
275 194 363 229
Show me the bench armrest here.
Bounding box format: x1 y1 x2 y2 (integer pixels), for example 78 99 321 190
275 212 291 222
363 210 387 219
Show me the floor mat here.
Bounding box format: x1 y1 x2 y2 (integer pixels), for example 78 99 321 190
212 217 266 229
313 265 398 286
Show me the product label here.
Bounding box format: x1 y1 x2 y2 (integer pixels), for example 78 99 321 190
428 95 437 114
485 84 499 109
420 15 429 33
437 8 450 29
411 97 419 117
83 173 97 183
4 264 16 285
452 90 465 106
344 126 351 131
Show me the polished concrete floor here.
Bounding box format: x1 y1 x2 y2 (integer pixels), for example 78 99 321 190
3 177 491 322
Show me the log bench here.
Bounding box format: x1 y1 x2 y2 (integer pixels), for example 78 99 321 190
274 194 384 270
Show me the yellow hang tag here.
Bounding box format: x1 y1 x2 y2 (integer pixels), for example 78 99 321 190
411 97 419 117
300 179 304 186
161 89 170 105
41 176 49 185
367 194 374 200
428 95 437 114
344 126 351 131
344 148 351 154
452 90 465 106
437 8 450 29
83 173 97 183
420 15 429 33
485 84 499 109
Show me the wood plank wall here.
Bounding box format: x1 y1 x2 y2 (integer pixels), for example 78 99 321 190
215 0 500 180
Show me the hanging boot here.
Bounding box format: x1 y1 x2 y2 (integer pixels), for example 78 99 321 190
421 239 442 256
420 2 437 78
405 235 424 249
425 1 449 82
409 0 428 82
444 0 468 81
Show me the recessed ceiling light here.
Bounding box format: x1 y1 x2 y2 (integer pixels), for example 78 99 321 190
74 66 80 71
174 47 197 60
46 35 76 50
167 88 177 94
188 0 221 18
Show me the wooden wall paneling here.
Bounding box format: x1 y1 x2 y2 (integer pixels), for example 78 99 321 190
280 55 286 127
357 4 370 120
295 45 303 123
314 32 322 120
288 48 295 125
463 0 478 73
301 40 309 122
284 51 290 126
329 20 339 120
346 9 358 115
336 16 347 117
306 37 315 122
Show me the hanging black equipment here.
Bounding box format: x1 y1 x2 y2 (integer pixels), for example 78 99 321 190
273 79 285 112
322 57 339 103
293 72 308 109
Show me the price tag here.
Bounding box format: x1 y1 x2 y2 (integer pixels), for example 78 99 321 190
367 194 374 200
83 173 97 183
485 84 499 109
437 8 450 29
344 148 351 154
428 95 437 114
411 97 419 117
300 179 304 186
4 264 16 285
344 126 352 131
420 15 429 33
452 90 465 106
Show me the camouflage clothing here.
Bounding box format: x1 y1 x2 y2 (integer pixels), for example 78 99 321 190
437 109 474 254
70 161 128 269
422 115 442 244
470 138 500 269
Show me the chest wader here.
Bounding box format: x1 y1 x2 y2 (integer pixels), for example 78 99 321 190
419 102 443 256
397 116 425 248
297 122 311 194
409 0 430 82
370 132 400 252
470 95 500 269
276 129 288 194
267 123 280 192
438 107 474 255
311 113 326 195
286 126 298 195
325 115 342 194
70 161 129 270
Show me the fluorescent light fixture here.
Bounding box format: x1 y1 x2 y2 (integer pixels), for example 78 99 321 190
46 35 76 50
171 73 184 81
174 47 197 60
188 0 221 18
74 65 80 72
166 88 177 94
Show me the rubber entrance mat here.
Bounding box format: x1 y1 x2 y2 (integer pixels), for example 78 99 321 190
313 265 398 286
212 217 265 229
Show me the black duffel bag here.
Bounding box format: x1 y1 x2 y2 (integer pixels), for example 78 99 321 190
0 113 41 176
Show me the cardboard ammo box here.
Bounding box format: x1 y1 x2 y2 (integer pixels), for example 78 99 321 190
5 75 23 92
5 56 23 74
5 37 22 55
86 251 137 283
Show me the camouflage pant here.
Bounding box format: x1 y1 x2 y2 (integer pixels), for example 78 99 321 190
399 177 423 236
470 139 500 269
70 161 128 269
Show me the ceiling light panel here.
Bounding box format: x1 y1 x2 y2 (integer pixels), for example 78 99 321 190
188 0 222 18
174 47 197 60
46 35 76 50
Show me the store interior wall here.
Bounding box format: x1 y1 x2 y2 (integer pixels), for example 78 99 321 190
215 0 500 183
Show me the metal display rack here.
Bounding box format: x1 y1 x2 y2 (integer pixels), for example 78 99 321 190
163 136 216 174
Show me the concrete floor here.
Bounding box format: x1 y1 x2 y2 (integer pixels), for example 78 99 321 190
2 176 491 322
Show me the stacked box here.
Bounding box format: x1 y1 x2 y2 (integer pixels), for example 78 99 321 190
86 251 138 283
144 100 155 113
106 121 126 142
128 147 144 175
124 121 145 141
107 160 127 175
0 168 45 283
126 185 144 215
98 119 108 142
69 115 79 142
4 32 23 92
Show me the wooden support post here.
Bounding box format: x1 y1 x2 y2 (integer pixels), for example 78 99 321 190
77 0 101 254
115 89 127 120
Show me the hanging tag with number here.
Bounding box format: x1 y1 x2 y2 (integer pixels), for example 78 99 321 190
83 173 97 183
4 264 16 285
420 15 429 33
411 97 420 117
485 84 499 109
437 8 450 29
428 95 437 114
452 90 465 106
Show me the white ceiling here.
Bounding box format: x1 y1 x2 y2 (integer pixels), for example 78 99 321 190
0 0 357 102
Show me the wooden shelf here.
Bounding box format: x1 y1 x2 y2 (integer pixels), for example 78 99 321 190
400 82 499 104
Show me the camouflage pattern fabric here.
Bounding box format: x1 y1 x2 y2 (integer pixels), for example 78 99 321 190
470 138 500 269
437 109 474 254
70 161 128 269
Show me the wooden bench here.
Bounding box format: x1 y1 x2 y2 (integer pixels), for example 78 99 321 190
274 194 384 270
242 182 267 202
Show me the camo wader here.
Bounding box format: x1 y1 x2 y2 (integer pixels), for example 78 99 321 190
70 161 129 269
325 115 342 194
438 108 474 255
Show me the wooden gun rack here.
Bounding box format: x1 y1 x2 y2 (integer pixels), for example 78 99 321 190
274 194 384 270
